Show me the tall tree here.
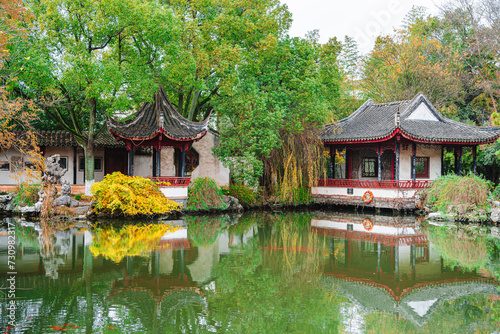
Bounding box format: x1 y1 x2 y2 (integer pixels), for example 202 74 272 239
362 18 463 111
159 0 291 121
215 34 342 196
0 0 43 180
12 0 178 194
441 0 500 125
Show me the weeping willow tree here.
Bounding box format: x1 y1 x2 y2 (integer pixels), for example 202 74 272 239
264 129 327 204
215 35 342 203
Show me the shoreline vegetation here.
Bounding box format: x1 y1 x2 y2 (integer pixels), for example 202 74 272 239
2 175 500 225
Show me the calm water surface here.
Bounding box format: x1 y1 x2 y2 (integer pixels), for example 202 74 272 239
0 212 499 333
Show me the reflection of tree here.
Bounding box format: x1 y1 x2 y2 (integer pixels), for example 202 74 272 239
90 224 178 262
206 213 341 333
426 224 491 271
186 216 228 247
15 222 39 250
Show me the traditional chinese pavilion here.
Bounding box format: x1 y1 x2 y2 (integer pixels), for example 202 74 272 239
313 93 500 210
107 85 210 179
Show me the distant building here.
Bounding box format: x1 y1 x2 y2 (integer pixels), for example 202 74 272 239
313 93 500 210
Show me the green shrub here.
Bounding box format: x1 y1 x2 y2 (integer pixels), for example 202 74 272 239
186 216 228 246
491 184 500 201
12 183 40 206
226 184 259 206
74 194 82 200
187 177 226 210
424 173 489 214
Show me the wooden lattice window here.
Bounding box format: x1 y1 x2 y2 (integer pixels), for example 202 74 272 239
414 157 429 178
0 161 10 171
362 158 377 177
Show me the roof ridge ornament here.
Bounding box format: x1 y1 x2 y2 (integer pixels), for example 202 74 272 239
395 107 401 127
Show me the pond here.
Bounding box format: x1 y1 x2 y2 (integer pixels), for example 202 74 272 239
0 212 499 333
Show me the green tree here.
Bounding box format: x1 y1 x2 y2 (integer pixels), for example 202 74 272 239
11 0 178 194
159 0 291 121
362 16 463 111
0 0 43 180
214 34 342 192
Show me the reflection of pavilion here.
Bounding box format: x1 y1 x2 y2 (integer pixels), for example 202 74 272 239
311 215 500 326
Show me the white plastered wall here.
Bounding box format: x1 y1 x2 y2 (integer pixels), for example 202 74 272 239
0 148 43 184
76 148 106 184
190 131 230 186
160 147 176 176
399 144 441 180
134 154 153 177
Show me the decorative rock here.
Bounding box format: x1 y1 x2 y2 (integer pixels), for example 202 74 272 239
0 195 12 203
223 195 243 211
428 212 442 218
53 196 79 207
492 201 500 208
61 180 72 196
491 208 500 223
19 206 37 214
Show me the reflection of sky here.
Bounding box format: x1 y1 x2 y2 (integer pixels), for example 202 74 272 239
161 228 188 240
407 299 438 317
341 302 364 334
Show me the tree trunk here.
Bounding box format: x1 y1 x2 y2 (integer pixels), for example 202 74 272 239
84 98 96 195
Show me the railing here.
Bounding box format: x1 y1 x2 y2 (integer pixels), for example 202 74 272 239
148 177 191 187
317 179 432 189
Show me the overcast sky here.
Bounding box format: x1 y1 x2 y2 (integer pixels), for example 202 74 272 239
282 0 442 54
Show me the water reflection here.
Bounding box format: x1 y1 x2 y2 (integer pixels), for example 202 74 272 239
0 213 498 333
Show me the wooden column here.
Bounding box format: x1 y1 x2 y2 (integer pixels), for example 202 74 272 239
128 148 134 176
472 146 477 175
156 147 161 177
395 142 400 181
377 143 382 181
152 149 157 177
178 148 186 177
329 145 335 179
411 143 417 181
441 146 444 176
346 149 351 179
457 146 463 176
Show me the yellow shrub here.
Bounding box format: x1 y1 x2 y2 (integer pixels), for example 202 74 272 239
91 172 179 215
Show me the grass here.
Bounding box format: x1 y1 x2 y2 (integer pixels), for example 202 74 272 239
12 183 40 207
186 177 226 210
224 184 260 206
423 173 490 216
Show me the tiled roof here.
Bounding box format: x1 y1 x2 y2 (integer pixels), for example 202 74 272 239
322 93 500 144
37 130 125 148
107 86 210 142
